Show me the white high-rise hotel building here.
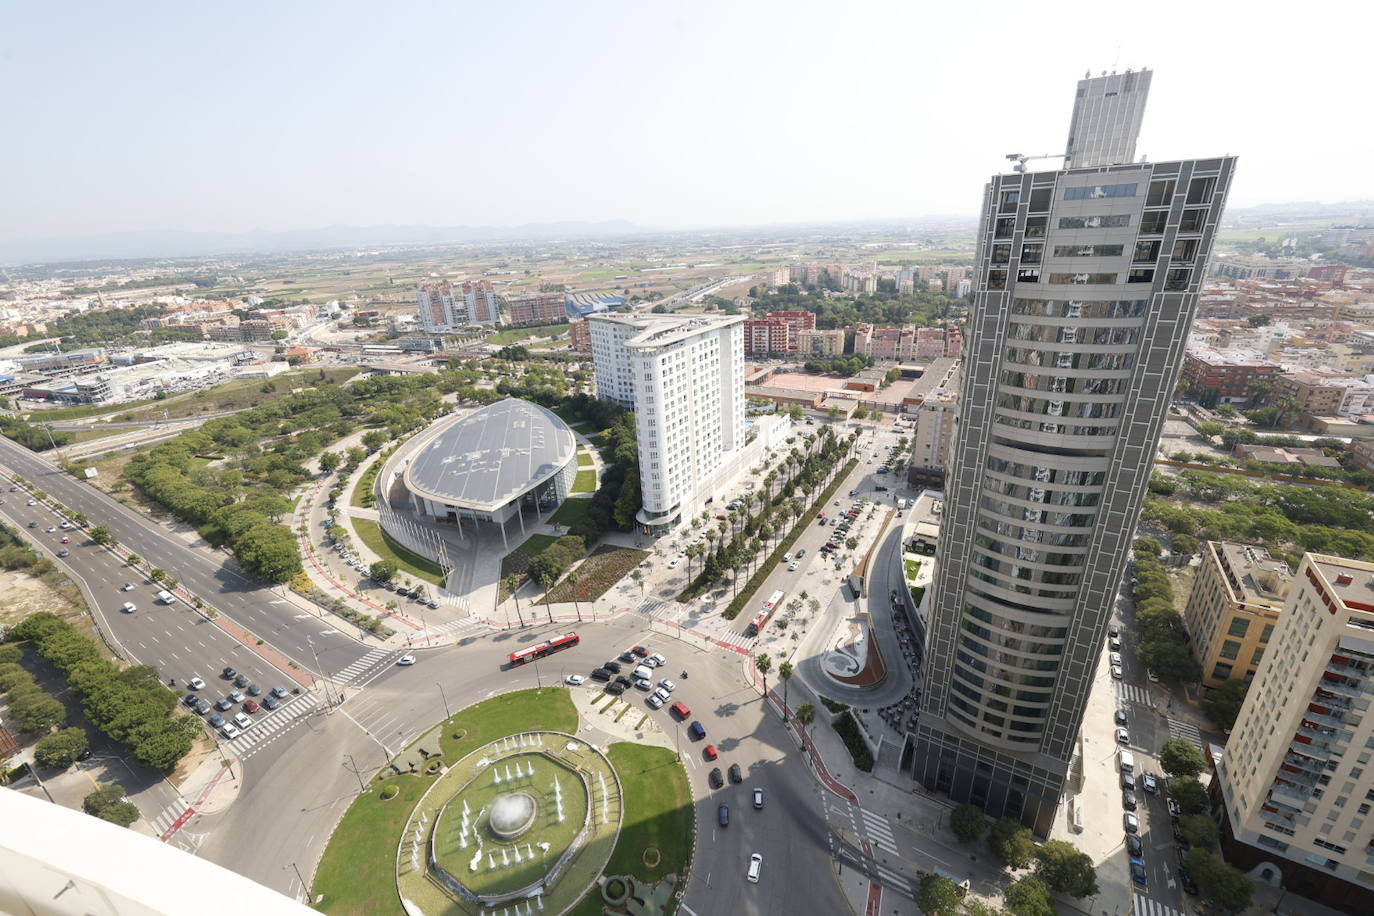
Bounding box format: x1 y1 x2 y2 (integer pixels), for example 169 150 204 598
589 314 746 536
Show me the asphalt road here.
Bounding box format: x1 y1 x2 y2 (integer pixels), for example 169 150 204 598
0 437 374 681
196 614 847 913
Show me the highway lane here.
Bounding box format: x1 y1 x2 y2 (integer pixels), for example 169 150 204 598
197 615 845 913
0 437 374 681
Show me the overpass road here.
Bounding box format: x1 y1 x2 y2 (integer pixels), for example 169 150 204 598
0 437 375 683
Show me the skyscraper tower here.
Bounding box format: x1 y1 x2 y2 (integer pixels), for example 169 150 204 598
909 71 1235 834
1064 68 1152 169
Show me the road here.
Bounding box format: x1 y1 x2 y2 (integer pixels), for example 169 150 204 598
0 436 377 683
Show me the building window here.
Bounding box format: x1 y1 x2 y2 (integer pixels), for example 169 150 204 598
1251 647 1265 666
992 244 1012 264
1133 240 1162 263
1139 210 1168 235
1146 179 1176 207
1180 208 1209 233
1021 244 1043 264
1025 216 1048 238
1220 639 1241 660
1058 214 1130 230
1128 269 1155 283
1172 238 1199 263
1187 176 1217 205
1017 269 1040 283
1213 662 1234 680
988 270 1008 291
1000 190 1021 213
995 217 1016 239
1047 272 1117 285
1064 183 1137 200
1261 623 1274 643
1166 269 1191 291
1052 244 1124 258
1028 187 1052 212
1228 617 1250 638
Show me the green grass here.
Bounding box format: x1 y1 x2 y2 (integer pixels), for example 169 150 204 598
312 689 576 916
350 458 381 508
118 368 361 421
547 545 649 603
68 425 144 443
602 743 692 882
572 469 597 493
21 396 165 422
549 498 593 529
903 558 921 581
577 451 594 467
349 517 445 585
499 533 560 591
485 323 569 346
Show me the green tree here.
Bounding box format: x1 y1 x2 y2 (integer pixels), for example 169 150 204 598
10 690 66 732
1178 813 1220 849
131 725 195 771
233 523 302 583
362 429 388 451
1004 877 1054 916
794 702 815 731
34 727 88 768
83 783 128 816
1201 679 1249 730
88 526 115 546
963 901 1011 916
1035 840 1099 897
1194 421 1224 438
369 559 398 582
987 817 1035 869
1186 848 1254 914
918 874 964 916
1170 532 1199 555
1159 738 1207 779
951 803 989 843
97 799 141 827
318 451 342 474
1170 776 1210 816
755 652 772 694
1137 638 1201 683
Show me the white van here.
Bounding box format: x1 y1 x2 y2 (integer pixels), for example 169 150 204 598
157 589 176 604
746 853 762 883
633 665 654 682
1119 749 1135 773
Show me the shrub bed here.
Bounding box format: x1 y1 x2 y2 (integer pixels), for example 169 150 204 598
832 710 874 772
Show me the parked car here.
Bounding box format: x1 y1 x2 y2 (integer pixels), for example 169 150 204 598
233 712 252 729
614 675 632 689
631 646 648 657
1142 772 1158 793
228 690 245 703
246 684 263 697
1115 708 1128 725
189 676 205 690
752 787 764 809
121 602 136 613
728 763 742 783
646 694 664 709
270 686 289 698
1124 812 1139 833
688 721 706 740
183 693 199 708
604 682 625 695
243 699 260 713
1179 867 1199 896
1116 727 1129 744
603 660 622 673
192 698 211 715
1123 790 1137 811
1129 858 1147 888
121 583 135 591
208 713 226 728
658 679 675 692
590 668 612 682
262 695 281 711
704 745 718 761
222 667 237 679
565 674 585 686
220 723 240 740
1121 772 1135 790
718 803 730 827
747 853 763 883
1126 834 1144 858
708 767 723 789
787 561 800 571
647 652 666 668
633 677 652 691
215 697 234 711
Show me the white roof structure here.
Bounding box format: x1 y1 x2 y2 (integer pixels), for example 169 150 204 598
400 398 576 512
0 787 314 915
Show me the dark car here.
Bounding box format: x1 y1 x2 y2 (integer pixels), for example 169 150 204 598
709 767 723 789
728 763 742 784
590 668 612 682
1123 790 1137 810
604 682 625 695
619 651 635 663
718 804 729 827
603 661 622 674
183 693 199 708
208 713 226 728
875 485 889 492
614 675 632 689
1126 834 1144 858
688 721 706 740
57 548 69 557
1179 867 1199 896
233 674 250 688
795 549 805 558
215 696 234 711
1114 708 1128 726
27 521 38 528
262 695 282 710
246 684 263 697
222 666 237 679
1129 858 1147 888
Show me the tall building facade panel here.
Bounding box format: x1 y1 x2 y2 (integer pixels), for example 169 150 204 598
913 149 1236 833
1064 69 1152 169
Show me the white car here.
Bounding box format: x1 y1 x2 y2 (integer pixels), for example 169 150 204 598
121 602 136 613
27 498 37 506
565 674 584 686
647 653 666 668
781 552 792 562
658 679 675 692
397 655 416 666
646 694 664 709
1116 727 1129 745
787 561 800 572
60 521 72 529
1109 652 1123 666
1142 772 1158 793
120 582 135 592
189 676 205 690
652 687 671 704
747 852 763 883
1123 812 1139 834
1110 664 1123 680
233 712 252 729
220 723 240 740
1147 669 1160 683
668 559 679 569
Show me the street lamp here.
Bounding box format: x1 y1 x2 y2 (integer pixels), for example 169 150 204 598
437 682 451 720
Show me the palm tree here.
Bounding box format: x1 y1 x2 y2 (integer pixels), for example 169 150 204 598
565 568 583 621
630 568 646 597
686 542 704 581
795 702 815 735
503 573 525 627
778 661 794 712
755 652 773 695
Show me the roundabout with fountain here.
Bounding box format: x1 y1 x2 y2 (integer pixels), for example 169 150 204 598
398 731 622 915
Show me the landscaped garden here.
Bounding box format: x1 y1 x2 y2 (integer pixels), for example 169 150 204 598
572 469 597 493
311 688 691 916
547 545 650 604
350 517 446 586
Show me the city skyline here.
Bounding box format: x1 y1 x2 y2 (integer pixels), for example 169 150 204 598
1 1 1365 254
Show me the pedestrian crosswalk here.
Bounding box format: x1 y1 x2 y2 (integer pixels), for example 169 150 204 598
1114 681 1151 705
857 806 899 857
226 692 320 759
640 599 676 619
151 801 192 839
714 630 756 651
332 647 399 685
1134 891 1185 916
1168 716 1204 751
873 862 912 897
411 616 484 643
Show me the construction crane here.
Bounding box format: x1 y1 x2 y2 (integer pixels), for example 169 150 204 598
1005 152 1066 173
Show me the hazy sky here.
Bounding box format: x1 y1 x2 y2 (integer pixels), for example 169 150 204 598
1 1 1367 242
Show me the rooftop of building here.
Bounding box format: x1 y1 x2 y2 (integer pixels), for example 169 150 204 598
906 357 961 400
401 398 575 511
1185 346 1280 368
1308 554 1374 617
1212 541 1294 606
598 313 744 349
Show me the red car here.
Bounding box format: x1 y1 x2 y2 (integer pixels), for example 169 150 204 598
242 699 260 713
704 745 718 761
60 536 71 543
631 646 648 657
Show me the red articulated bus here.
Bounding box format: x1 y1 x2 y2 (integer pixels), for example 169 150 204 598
745 590 786 637
508 632 580 666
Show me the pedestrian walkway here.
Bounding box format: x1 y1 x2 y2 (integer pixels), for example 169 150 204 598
150 801 192 840
715 630 756 651
226 692 320 760
857 806 899 857
640 598 676 619
407 616 484 646
1167 716 1204 750
1134 891 1186 916
331 646 404 685
1114 681 1151 705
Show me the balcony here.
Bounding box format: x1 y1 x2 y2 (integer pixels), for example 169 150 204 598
1305 708 1348 729
1269 783 1311 808
1318 675 1364 699
1290 739 1337 762
1313 690 1353 710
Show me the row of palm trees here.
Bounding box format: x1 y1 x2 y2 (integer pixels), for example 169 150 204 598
755 653 817 734
678 426 862 603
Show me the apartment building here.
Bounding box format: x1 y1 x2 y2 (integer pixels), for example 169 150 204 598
1181 348 1283 405
505 293 566 326
906 359 962 486
743 311 815 355
911 69 1237 834
462 281 501 325
589 314 746 536
1276 369 1355 416
569 318 591 351
1184 542 1292 689
854 324 916 361
797 328 846 357
1214 554 1374 912
416 282 460 332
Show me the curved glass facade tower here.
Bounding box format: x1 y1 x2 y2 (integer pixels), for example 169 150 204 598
909 71 1236 835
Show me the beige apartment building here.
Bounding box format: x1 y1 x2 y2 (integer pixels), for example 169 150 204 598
797 328 845 357
1184 541 1291 688
1214 554 1374 911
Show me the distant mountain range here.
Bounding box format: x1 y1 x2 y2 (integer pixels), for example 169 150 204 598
0 220 646 266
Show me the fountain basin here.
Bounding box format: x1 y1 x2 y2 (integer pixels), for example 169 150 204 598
489 792 538 840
